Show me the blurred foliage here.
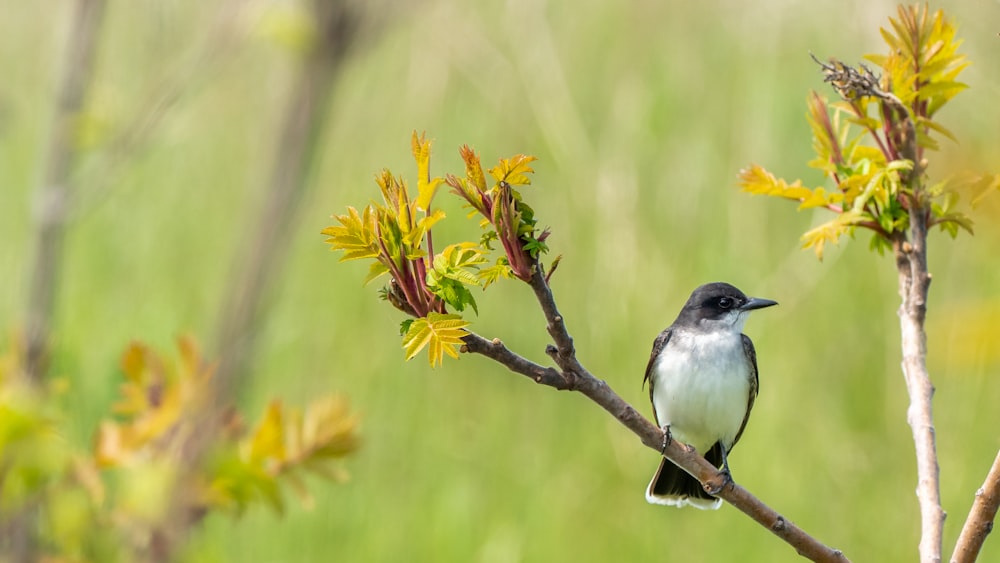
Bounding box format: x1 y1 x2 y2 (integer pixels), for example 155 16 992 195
740 4 983 258
4 0 1000 562
0 337 358 561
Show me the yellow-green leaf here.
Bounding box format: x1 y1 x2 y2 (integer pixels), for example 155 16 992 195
738 164 813 201
411 131 445 212
362 261 390 285
248 401 286 465
800 210 865 260
798 187 843 210
459 144 487 192
324 206 379 262
489 154 538 186
402 313 470 367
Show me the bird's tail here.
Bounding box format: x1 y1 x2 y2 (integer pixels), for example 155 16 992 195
645 443 723 510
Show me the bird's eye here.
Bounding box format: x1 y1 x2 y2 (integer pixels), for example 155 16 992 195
717 297 734 309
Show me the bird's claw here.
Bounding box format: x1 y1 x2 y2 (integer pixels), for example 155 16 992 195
659 425 672 454
705 468 733 496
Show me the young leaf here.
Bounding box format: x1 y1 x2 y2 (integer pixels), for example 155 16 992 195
459 144 488 192
412 131 444 211
246 401 287 467
489 154 537 186
800 210 865 260
401 313 470 367
738 165 813 201
806 91 843 170
323 206 379 262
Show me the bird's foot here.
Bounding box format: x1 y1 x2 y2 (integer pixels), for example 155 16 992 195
705 468 733 496
659 425 672 454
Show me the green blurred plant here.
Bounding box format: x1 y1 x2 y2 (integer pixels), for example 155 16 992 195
0 337 359 562
323 132 550 366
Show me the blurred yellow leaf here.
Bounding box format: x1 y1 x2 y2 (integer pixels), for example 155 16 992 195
247 401 287 467
252 3 317 55
97 338 213 468
300 395 360 461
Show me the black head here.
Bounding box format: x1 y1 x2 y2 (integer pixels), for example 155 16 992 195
673 282 777 330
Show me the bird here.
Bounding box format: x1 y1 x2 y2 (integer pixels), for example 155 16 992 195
643 282 777 509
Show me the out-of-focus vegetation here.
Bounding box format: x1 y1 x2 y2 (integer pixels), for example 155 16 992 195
2 1 999 561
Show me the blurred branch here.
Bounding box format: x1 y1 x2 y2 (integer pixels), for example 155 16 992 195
11 2 107 561
950 450 1000 563
75 0 249 212
24 0 107 383
144 2 367 562
211 0 361 401
463 260 848 563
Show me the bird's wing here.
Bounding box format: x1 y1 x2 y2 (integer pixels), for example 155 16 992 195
730 333 759 449
642 329 673 422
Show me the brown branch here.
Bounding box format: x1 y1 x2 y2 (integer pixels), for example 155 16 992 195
211 0 358 398
815 54 944 563
462 260 848 563
950 450 1000 563
893 224 945 563
890 94 944 563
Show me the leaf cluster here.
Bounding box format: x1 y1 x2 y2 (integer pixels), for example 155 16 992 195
324 132 550 366
740 4 978 258
96 337 360 517
0 337 359 561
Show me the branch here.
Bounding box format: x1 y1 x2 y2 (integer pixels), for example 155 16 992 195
813 54 944 563
147 3 368 562
893 225 945 563
24 0 107 383
462 260 848 563
811 55 919 177
211 0 360 399
950 450 1000 563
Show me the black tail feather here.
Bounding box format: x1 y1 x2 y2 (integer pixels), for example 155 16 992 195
646 442 725 508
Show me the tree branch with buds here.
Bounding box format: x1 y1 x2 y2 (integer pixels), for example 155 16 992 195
325 132 847 562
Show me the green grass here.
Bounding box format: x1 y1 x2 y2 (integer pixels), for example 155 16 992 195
4 0 1000 561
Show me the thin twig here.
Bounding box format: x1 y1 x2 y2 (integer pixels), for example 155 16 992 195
950 450 1000 563
462 260 848 563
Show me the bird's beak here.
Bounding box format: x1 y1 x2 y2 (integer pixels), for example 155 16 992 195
742 297 778 311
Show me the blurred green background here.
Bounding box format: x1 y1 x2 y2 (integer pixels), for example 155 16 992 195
3 0 1000 561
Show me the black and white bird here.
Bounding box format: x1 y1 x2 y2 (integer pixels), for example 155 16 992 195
643 282 777 509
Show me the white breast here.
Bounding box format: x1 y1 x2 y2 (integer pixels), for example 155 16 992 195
650 329 751 454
